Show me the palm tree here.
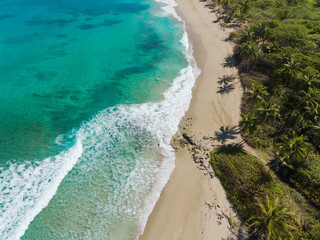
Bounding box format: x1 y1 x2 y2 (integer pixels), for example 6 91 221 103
240 29 256 43
279 58 301 84
277 132 312 165
299 69 320 90
302 105 320 123
266 42 279 53
218 0 231 7
253 22 270 43
249 196 296 240
256 101 280 123
245 84 269 106
240 40 259 72
299 87 320 116
240 0 251 15
275 52 292 68
239 112 259 135
236 0 251 22
217 0 232 13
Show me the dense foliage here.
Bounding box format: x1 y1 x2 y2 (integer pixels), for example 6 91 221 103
208 0 320 238
211 0 320 208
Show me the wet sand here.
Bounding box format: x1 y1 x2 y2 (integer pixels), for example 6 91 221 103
140 1 243 239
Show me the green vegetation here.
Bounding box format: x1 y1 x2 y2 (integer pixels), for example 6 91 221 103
211 149 320 239
248 196 296 240
207 0 320 238
211 149 278 221
206 0 320 239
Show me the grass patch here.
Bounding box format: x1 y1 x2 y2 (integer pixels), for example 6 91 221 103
287 152 320 209
211 150 276 220
243 125 276 151
211 150 320 238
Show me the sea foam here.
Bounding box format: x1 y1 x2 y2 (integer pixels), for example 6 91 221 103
135 0 200 237
0 0 200 239
0 140 83 239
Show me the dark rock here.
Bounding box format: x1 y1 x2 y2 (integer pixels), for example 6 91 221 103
182 133 195 145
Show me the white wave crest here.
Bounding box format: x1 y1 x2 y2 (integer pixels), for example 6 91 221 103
135 0 200 237
0 0 200 239
0 140 83 239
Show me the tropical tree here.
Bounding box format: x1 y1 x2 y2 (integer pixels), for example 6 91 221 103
252 22 270 43
218 0 231 8
235 0 252 22
279 58 301 84
277 132 312 165
302 104 320 124
239 112 259 135
245 84 269 106
266 42 279 53
240 40 259 72
299 68 320 90
256 101 280 122
239 0 251 15
239 29 256 43
299 87 320 117
275 52 292 68
248 196 296 240
217 0 232 14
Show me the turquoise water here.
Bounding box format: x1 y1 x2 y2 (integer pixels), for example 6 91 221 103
0 0 199 239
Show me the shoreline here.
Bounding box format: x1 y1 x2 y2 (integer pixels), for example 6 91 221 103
140 0 243 239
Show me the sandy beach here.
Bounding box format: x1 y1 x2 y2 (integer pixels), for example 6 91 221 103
140 0 243 239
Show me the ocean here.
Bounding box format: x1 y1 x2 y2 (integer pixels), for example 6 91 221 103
0 0 199 239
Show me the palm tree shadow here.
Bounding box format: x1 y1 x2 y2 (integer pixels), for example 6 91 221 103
217 83 235 94
218 142 244 153
224 37 233 42
218 74 236 85
223 56 238 68
213 15 225 23
214 125 240 144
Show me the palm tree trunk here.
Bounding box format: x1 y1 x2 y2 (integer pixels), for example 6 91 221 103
248 227 261 240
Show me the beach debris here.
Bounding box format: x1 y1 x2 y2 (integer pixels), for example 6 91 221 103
217 213 224 219
205 202 214 209
182 133 195 145
171 115 219 180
